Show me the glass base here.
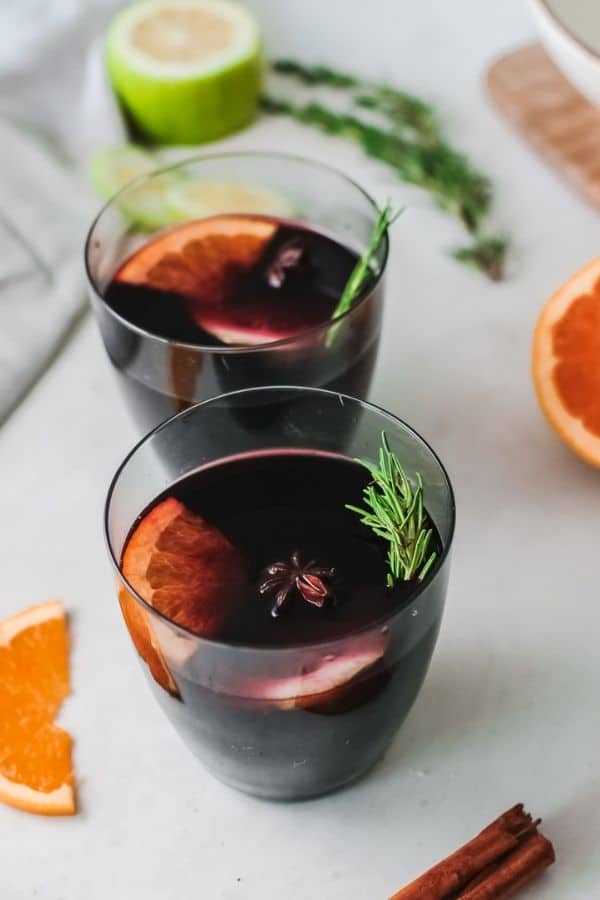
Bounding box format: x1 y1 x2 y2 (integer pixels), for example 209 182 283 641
190 742 387 802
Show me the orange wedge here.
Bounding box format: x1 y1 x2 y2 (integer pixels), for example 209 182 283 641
122 497 245 637
0 601 75 815
533 257 600 467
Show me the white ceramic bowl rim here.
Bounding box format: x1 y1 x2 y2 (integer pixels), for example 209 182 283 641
536 0 600 64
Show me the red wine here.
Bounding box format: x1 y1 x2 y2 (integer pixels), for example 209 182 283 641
124 450 439 645
95 215 384 431
119 450 446 799
105 215 360 347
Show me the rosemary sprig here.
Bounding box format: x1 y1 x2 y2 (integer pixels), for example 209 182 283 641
331 202 399 322
346 433 437 586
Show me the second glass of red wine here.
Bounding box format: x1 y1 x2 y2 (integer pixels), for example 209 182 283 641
86 152 388 432
105 387 455 800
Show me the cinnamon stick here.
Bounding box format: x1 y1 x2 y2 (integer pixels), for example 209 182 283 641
389 805 554 900
457 833 555 899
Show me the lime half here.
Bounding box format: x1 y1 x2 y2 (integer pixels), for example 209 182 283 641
106 0 262 146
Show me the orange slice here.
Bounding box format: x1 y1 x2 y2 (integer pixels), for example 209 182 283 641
122 497 245 638
115 215 311 345
0 601 75 815
118 586 180 698
116 215 274 303
533 257 600 467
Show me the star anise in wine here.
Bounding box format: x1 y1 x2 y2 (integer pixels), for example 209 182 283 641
258 550 336 617
266 237 306 288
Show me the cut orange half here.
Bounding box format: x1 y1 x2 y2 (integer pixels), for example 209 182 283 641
0 601 75 816
533 257 600 467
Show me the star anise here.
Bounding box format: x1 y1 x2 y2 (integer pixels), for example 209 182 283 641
258 550 336 617
266 237 306 288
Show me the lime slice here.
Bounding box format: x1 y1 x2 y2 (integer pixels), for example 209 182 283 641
90 144 184 231
105 0 262 146
90 144 159 199
166 180 291 222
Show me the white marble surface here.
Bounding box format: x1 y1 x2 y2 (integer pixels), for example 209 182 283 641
3 0 600 897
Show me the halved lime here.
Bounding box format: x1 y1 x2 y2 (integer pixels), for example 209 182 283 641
105 0 262 146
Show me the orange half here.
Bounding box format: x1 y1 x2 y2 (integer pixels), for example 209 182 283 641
0 601 75 815
532 257 600 467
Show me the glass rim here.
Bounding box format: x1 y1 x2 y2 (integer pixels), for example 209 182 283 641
104 385 456 656
84 149 389 355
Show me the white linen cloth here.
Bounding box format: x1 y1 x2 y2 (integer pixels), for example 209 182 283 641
0 119 89 422
0 1 126 423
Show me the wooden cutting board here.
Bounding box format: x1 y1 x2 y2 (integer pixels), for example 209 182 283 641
486 43 600 209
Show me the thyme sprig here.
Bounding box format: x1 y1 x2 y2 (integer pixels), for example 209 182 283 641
346 433 437 586
272 60 438 141
262 96 491 236
264 61 507 281
452 235 508 283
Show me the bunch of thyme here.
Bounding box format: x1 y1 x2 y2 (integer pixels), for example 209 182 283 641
264 60 507 281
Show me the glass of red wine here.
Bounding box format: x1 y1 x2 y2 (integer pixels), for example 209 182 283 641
105 386 455 800
86 152 388 433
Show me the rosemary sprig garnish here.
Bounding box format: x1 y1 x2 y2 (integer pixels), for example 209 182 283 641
346 433 437 586
264 62 507 281
331 202 399 322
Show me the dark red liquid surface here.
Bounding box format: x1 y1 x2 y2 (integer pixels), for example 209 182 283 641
95 215 384 432
104 215 360 347
124 450 441 646
119 451 447 799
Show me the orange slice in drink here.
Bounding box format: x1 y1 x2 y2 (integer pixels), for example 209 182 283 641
121 497 245 639
533 257 600 467
114 215 318 345
116 215 276 340
0 601 75 815
117 586 180 697
243 640 388 713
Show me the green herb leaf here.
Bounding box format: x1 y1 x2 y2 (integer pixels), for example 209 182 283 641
272 60 360 89
263 60 508 281
272 59 439 142
452 235 508 282
347 433 437 585
262 97 492 234
331 203 398 322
